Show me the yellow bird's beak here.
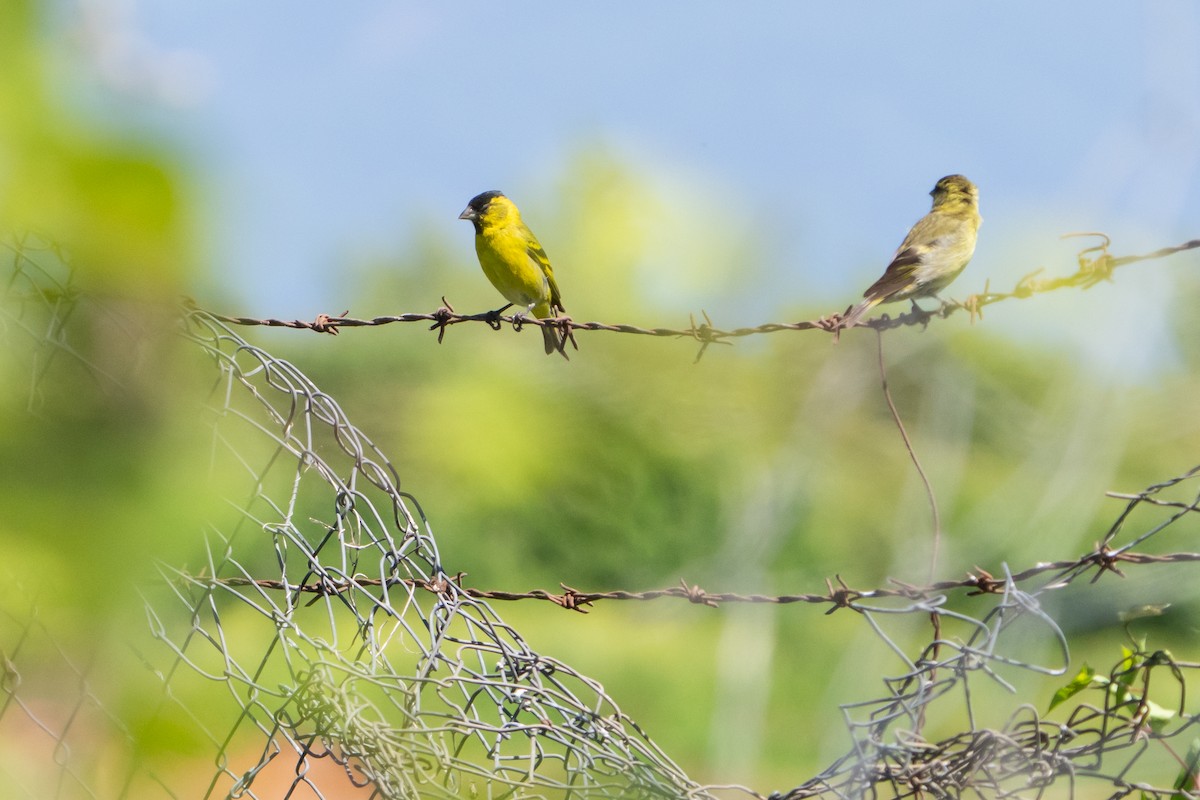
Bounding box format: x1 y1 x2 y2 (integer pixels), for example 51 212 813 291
458 206 476 221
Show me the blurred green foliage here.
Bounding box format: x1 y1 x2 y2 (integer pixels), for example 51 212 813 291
0 4 207 792
0 0 198 601
2 0 1200 794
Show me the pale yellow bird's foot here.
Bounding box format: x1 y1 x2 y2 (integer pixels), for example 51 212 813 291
904 300 936 329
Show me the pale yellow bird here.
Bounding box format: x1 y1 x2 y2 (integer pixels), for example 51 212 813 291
841 174 981 329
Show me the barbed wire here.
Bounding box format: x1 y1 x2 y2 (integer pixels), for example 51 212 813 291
212 462 1200 613
199 234 1200 360
213 547 1200 614
3 232 1200 799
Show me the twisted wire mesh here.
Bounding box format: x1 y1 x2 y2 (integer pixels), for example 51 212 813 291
777 466 1200 799
156 307 711 799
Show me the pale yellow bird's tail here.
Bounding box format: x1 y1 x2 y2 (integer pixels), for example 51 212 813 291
840 297 881 330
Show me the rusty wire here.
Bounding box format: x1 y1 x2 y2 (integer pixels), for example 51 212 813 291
217 545 1200 614
3 232 1200 799
200 235 1200 360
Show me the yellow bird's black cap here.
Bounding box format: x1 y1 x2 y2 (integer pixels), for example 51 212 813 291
459 190 504 220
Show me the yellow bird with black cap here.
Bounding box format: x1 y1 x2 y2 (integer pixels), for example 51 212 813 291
459 190 568 357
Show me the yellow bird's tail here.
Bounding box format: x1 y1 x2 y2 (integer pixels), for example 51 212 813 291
542 322 566 359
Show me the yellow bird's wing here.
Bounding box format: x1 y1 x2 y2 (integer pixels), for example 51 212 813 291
516 223 567 356
522 227 565 314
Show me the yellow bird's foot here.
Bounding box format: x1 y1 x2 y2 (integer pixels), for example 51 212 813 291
483 303 513 330
509 303 540 335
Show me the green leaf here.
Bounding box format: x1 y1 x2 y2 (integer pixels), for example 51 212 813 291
1049 664 1099 711
1143 698 1176 734
1116 646 1141 688
1170 738 1200 800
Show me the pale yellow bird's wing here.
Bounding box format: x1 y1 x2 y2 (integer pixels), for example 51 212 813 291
863 211 960 302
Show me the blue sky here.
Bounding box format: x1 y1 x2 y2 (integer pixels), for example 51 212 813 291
69 1 1200 362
